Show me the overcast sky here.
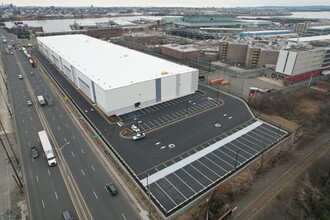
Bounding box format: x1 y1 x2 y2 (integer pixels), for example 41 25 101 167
3 0 330 7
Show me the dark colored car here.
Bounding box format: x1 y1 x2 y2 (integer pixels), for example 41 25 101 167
62 210 74 220
30 147 39 158
105 183 118 196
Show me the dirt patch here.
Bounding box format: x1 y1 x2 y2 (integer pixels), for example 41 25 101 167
259 113 299 132
297 99 319 115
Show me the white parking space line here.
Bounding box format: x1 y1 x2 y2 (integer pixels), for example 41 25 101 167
164 177 187 199
91 165 95 171
81 169 85 176
25 130 27 134
72 135 76 140
66 124 68 128
258 125 282 136
229 140 257 156
243 133 265 146
144 108 151 113
139 124 147 130
173 172 197 193
36 176 39 182
48 170 51 176
158 118 166 124
254 127 278 139
143 123 151 129
122 213 127 220
57 126 60 130
34 126 36 130
60 114 62 118
81 149 84 154
71 152 75 157
207 153 235 169
154 181 178 205
197 159 223 177
189 163 214 182
55 192 58 200
41 200 45 208
52 116 55 120
149 121 156 127
249 130 274 143
93 191 98 199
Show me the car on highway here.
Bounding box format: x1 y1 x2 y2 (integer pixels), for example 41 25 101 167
27 100 32 106
105 183 117 196
132 133 145 141
30 72 34 75
18 74 23 79
30 147 39 158
62 210 74 220
131 124 140 133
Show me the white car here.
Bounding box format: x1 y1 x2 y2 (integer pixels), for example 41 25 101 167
18 75 23 79
132 133 145 141
131 124 140 133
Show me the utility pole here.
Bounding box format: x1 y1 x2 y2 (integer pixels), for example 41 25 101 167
234 150 239 170
0 120 19 164
0 137 23 187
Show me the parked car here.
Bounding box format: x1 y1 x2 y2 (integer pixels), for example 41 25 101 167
30 147 39 158
62 210 74 220
18 75 23 79
131 124 140 133
132 133 145 141
105 183 118 196
27 100 32 106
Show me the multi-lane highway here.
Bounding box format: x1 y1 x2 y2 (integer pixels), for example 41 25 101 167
1 30 141 219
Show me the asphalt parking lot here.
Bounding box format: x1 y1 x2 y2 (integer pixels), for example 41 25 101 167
34 49 289 216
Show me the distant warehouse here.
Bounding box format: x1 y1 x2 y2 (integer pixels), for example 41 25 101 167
37 35 198 116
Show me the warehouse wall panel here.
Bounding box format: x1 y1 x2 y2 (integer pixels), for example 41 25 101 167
161 75 176 102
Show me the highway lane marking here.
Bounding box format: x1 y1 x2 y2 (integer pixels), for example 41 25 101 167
60 114 62 118
57 126 60 130
66 124 68 128
122 213 127 220
55 192 58 200
48 170 51 176
64 138 67 142
25 130 27 134
80 149 84 154
41 200 45 208
28 142 30 147
72 135 76 140
30 117 33 120
71 152 75 157
52 116 55 120
33 126 36 130
36 176 39 182
81 169 85 176
22 119 24 123
93 191 98 199
91 165 95 171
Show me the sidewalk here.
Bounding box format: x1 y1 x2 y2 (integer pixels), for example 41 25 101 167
0 52 26 219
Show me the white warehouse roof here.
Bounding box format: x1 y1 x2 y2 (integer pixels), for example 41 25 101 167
37 34 196 90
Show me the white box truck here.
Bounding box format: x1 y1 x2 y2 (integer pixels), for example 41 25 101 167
38 130 56 166
37 95 46 105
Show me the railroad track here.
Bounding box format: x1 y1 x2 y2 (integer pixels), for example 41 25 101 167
236 138 330 220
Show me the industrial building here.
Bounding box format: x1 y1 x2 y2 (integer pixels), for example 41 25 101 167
160 44 200 60
276 35 330 84
219 40 279 68
239 30 292 38
37 34 198 116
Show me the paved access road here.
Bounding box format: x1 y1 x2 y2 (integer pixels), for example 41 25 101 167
1 32 75 220
2 30 141 220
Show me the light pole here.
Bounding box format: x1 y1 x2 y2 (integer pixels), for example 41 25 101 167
234 150 239 170
186 100 192 117
0 119 19 164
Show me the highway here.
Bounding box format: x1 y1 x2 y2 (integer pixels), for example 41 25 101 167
1 30 141 219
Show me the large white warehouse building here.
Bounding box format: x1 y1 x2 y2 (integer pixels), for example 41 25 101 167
37 35 198 116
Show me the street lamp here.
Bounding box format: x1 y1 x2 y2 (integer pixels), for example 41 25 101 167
185 100 192 117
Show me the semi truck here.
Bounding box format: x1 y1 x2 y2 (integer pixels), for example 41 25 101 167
38 130 56 166
37 95 46 105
